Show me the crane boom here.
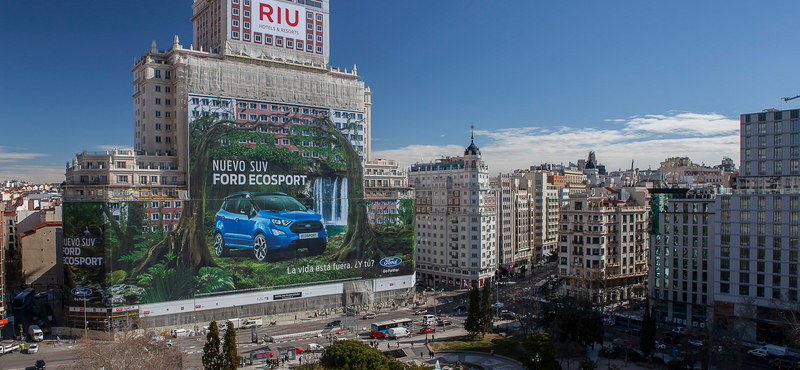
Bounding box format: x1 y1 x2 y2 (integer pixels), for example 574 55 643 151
783 95 800 102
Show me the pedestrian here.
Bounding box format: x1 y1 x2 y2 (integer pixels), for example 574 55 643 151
432 334 435 341
387 342 390 350
411 340 414 348
421 351 424 358
491 349 494 356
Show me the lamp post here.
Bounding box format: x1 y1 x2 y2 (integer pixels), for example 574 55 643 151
532 353 540 370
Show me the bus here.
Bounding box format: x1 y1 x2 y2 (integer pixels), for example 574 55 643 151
13 288 35 310
371 318 413 333
610 312 643 329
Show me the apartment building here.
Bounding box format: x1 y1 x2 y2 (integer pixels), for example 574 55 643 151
410 139 497 288
0 203 6 330
364 159 413 226
558 187 650 305
494 170 559 272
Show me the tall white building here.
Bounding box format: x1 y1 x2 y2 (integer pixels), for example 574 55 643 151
410 138 497 288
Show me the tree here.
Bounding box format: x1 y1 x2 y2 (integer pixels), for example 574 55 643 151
640 301 656 357
521 332 560 370
578 358 598 370
464 283 481 337
220 321 240 370
320 340 405 370
480 281 494 336
202 321 222 370
70 332 184 370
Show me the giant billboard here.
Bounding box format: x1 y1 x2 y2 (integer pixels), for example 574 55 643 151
63 113 415 307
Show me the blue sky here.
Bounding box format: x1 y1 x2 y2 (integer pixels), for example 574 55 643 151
3 1 800 183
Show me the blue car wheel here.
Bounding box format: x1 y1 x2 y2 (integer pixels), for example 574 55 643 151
214 232 228 257
253 233 269 262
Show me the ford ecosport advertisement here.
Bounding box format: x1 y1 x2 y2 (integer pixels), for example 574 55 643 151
62 113 415 306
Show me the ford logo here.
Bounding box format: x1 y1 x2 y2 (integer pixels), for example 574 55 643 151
71 287 93 297
379 256 402 268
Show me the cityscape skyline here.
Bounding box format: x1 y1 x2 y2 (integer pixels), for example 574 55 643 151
5 1 800 183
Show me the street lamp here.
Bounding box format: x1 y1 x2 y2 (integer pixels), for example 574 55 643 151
532 353 540 370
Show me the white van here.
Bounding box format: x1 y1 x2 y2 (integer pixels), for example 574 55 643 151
387 327 410 339
422 315 437 326
174 329 189 338
307 343 325 352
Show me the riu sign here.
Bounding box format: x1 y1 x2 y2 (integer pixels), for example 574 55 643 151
250 0 305 38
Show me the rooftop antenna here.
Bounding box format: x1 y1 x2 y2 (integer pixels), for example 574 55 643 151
470 124 474 144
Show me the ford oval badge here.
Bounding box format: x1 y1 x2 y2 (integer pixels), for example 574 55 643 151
379 256 402 267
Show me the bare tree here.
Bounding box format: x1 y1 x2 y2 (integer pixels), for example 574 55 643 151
69 332 184 370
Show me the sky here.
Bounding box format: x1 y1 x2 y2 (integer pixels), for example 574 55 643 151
3 1 800 183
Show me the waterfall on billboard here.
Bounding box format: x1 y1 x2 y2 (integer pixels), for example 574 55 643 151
312 176 348 225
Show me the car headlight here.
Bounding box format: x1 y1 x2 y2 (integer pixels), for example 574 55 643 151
271 218 292 227
271 229 287 237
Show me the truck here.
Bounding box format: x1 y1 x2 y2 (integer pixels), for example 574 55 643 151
28 325 43 342
754 344 789 357
225 317 262 329
387 327 410 339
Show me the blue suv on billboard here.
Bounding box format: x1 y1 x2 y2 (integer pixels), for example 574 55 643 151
214 192 327 261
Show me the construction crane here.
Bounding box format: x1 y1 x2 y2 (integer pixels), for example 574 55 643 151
783 95 800 102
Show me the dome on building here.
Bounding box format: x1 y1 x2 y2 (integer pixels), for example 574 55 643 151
464 126 481 156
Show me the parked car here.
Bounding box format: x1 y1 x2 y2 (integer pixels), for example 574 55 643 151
748 348 769 358
768 358 800 369
454 306 467 312
419 327 435 334
214 192 328 261
688 339 703 347
654 341 666 350
363 313 376 320
414 309 428 315
293 347 305 354
370 331 387 339
307 343 325 352
500 310 516 319
326 320 342 327
491 302 504 309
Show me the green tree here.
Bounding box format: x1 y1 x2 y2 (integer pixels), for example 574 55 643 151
320 340 405 370
220 321 240 370
202 321 221 370
480 281 494 336
521 332 560 370
464 283 481 337
640 302 656 357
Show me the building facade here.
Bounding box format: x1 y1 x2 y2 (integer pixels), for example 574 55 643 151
364 159 413 226
558 187 650 305
410 139 497 288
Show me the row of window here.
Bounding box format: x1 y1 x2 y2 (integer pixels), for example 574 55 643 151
231 0 324 20
721 196 800 210
743 120 800 135
231 30 324 53
117 175 179 184
719 283 798 300
148 201 182 209
150 212 180 221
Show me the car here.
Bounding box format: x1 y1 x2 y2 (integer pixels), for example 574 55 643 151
688 339 703 347
414 309 428 315
419 327 435 334
654 341 666 350
436 319 453 326
453 311 468 317
363 313 377 320
214 192 328 262
500 310 516 319
491 302 504 308
454 305 467 312
748 348 769 358
659 336 677 344
768 358 800 369
326 320 342 327
294 347 305 354
624 328 641 336
307 343 325 352
27 344 39 354
35 360 46 370
370 331 387 339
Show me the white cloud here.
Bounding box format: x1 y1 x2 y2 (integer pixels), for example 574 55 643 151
623 112 738 136
373 112 739 175
95 145 133 152
0 147 49 163
0 164 65 184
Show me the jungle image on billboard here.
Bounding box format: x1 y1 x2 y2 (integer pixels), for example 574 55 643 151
63 113 415 307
